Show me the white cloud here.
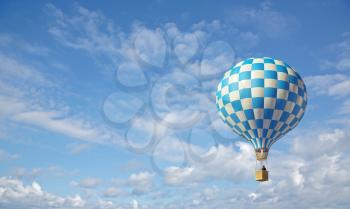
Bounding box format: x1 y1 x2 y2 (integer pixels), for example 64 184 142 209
12 110 121 144
0 52 51 86
304 73 350 97
230 1 297 38
47 3 119 56
102 187 121 198
0 177 86 208
127 172 155 195
323 33 350 71
71 177 102 189
164 142 255 185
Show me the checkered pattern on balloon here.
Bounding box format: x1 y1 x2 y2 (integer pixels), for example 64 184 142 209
216 57 307 161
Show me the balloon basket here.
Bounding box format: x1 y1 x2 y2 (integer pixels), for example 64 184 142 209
255 169 268 182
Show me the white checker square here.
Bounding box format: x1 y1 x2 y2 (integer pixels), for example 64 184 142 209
274 60 284 65
238 80 251 89
264 98 276 109
286 114 296 124
221 85 229 96
229 91 240 101
265 79 277 88
237 123 245 132
296 110 304 118
248 120 257 129
228 74 239 83
285 101 295 113
240 64 252 72
218 99 224 109
252 87 264 97
264 63 276 71
253 58 264 63
277 89 288 99
258 129 263 138
251 70 264 79
253 108 264 119
296 96 303 106
241 98 253 110
224 103 234 115
277 72 288 80
235 111 247 121
263 119 271 129
272 109 283 120
289 83 298 93
287 67 296 76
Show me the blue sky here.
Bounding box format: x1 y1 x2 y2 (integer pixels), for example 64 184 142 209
1 0 350 208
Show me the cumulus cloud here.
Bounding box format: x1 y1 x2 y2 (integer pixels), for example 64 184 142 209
163 142 255 185
0 177 86 208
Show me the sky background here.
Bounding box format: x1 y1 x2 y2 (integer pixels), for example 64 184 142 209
0 0 350 208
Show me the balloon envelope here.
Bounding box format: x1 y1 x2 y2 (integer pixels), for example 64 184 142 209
216 57 307 151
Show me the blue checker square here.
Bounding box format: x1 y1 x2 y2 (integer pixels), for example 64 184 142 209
280 111 290 122
251 79 264 87
244 109 255 120
276 65 288 73
276 98 286 110
221 108 229 117
216 91 221 99
264 109 274 119
230 113 240 123
277 80 289 90
269 120 277 129
231 67 240 74
264 88 277 97
298 87 304 96
253 129 259 137
262 129 268 137
239 71 251 80
232 100 243 111
252 97 264 108
239 88 251 99
288 92 298 102
229 83 238 91
292 105 301 115
288 75 298 85
221 78 229 86
243 58 253 65
279 123 288 132
242 121 251 130
222 94 230 105
255 119 263 128
252 63 264 70
264 58 275 64
264 70 277 79
270 131 277 138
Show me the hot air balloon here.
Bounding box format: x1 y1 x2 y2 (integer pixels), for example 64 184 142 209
216 57 307 182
